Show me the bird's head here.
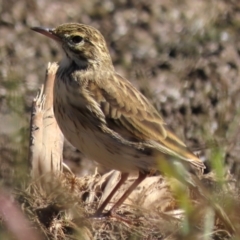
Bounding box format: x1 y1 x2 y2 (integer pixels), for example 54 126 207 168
31 23 113 69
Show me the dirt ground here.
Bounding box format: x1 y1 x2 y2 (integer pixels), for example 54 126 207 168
1 0 240 239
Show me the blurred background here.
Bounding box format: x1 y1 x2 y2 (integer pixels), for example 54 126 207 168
1 0 240 186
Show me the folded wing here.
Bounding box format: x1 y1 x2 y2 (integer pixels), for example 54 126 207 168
93 72 204 170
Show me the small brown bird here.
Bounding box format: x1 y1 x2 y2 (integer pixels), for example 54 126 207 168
31 23 205 217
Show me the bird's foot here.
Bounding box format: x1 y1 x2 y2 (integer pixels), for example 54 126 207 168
90 210 132 224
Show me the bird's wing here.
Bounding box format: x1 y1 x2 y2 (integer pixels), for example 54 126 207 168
92 72 204 169
97 73 169 142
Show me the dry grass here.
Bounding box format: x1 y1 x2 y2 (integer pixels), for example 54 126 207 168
7 171 238 239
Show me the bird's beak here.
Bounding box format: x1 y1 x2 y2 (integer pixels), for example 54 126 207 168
31 27 61 42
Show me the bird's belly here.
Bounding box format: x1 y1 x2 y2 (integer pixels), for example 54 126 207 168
54 101 152 173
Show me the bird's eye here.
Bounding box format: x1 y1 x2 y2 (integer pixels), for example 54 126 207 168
71 35 83 44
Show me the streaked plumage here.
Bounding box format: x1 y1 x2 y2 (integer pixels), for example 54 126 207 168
32 23 205 217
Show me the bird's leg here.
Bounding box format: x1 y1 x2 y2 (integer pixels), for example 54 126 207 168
107 171 148 217
93 172 129 217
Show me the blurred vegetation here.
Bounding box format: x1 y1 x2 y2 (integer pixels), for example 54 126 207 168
1 0 240 239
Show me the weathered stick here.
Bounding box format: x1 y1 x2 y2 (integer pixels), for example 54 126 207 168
29 62 63 180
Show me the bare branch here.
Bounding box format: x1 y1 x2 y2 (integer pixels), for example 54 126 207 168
29 62 63 181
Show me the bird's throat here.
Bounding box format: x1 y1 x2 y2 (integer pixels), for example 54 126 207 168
59 54 88 73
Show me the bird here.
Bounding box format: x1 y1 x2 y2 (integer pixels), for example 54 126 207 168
31 23 205 218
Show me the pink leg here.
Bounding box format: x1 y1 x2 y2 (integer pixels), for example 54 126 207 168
94 172 129 217
108 171 147 216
